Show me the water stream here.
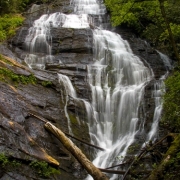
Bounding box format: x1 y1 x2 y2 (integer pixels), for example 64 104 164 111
23 0 170 179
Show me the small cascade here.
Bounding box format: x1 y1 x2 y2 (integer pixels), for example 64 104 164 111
157 50 173 71
58 74 77 134
71 0 106 15
146 52 172 142
146 76 165 142
24 12 90 69
58 73 93 135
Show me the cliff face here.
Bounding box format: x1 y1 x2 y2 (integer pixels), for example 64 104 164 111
0 1 169 180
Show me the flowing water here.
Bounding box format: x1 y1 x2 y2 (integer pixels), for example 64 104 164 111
23 0 170 179
146 52 172 142
58 74 77 134
146 76 165 142
86 28 152 180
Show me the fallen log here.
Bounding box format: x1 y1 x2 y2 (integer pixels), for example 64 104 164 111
29 112 105 151
44 122 109 180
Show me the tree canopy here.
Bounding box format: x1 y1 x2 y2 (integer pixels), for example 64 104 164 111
105 0 180 61
0 0 45 42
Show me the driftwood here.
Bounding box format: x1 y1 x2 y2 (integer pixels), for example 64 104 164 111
29 112 105 151
44 122 109 180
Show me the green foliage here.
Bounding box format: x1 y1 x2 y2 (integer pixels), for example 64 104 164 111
0 14 24 42
0 67 37 85
30 160 60 178
0 153 9 167
0 0 29 14
162 71 180 132
0 153 59 178
105 0 160 31
0 153 21 169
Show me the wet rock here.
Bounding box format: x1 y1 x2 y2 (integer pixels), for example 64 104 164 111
0 57 90 179
50 28 93 54
114 26 168 79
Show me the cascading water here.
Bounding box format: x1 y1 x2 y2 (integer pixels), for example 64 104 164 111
146 52 172 142
24 12 90 69
86 29 152 180
146 77 165 142
71 0 106 15
23 0 170 179
58 74 77 134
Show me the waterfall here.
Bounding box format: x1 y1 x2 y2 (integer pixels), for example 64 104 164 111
22 0 170 179
86 29 152 180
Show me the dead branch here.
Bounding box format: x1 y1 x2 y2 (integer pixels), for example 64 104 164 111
29 112 105 151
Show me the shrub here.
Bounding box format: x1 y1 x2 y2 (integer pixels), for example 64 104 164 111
162 71 180 132
0 14 24 42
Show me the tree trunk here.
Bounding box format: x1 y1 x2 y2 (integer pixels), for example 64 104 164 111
158 0 180 64
44 122 109 180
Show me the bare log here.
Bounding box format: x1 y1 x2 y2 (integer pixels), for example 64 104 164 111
44 122 109 180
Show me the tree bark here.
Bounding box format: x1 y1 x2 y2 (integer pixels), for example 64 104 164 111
158 0 180 64
44 122 109 180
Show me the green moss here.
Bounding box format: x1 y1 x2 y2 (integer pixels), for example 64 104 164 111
0 67 37 85
30 160 60 178
41 80 53 87
0 153 60 178
162 71 180 132
69 113 78 124
0 153 21 169
0 153 9 167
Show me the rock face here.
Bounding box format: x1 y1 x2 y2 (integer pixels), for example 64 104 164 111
0 56 91 179
0 1 170 180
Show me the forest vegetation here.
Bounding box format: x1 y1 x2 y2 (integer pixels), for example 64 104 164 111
0 0 180 179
